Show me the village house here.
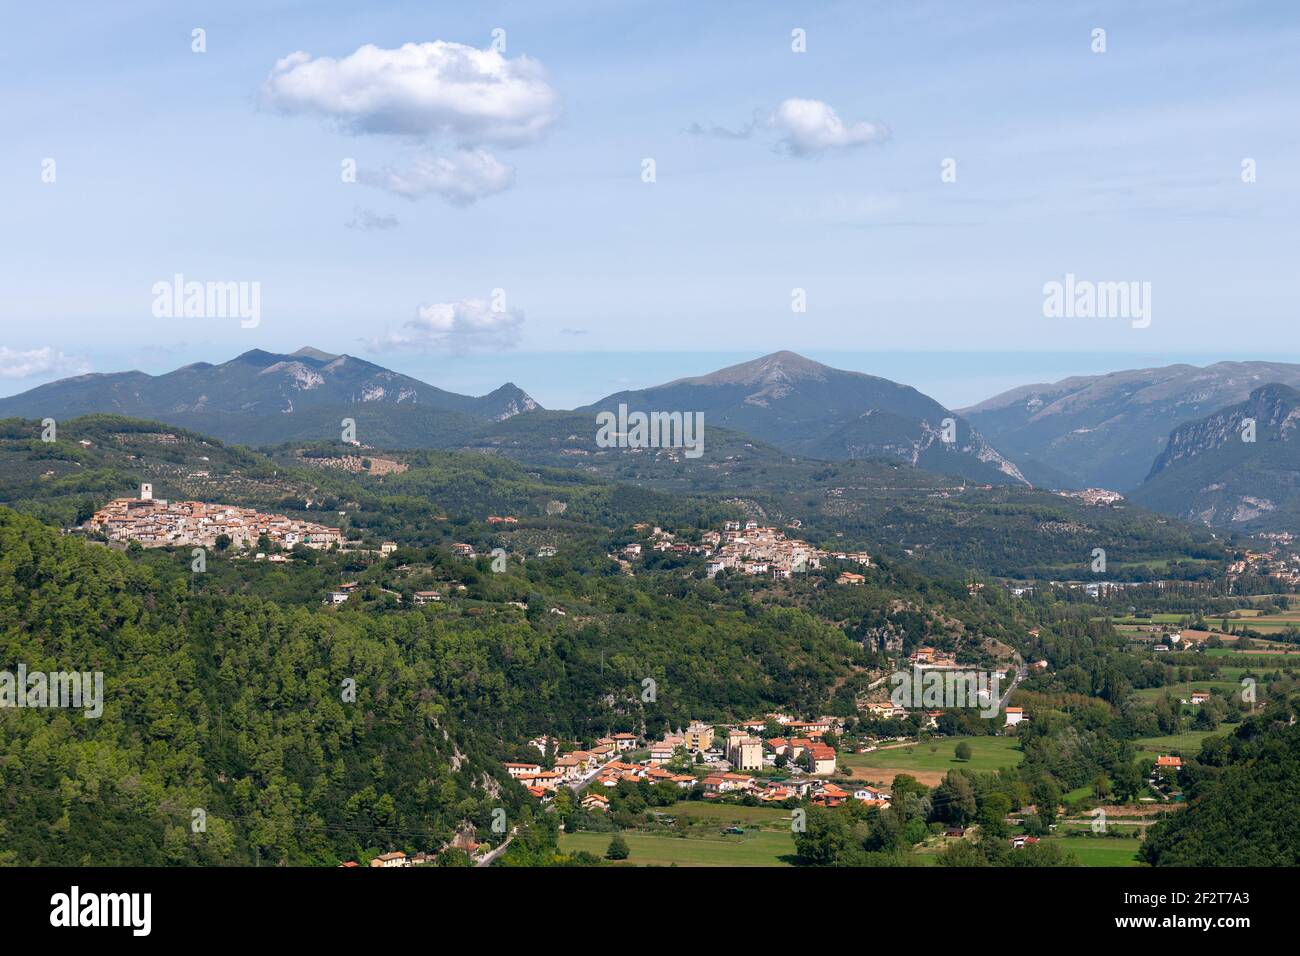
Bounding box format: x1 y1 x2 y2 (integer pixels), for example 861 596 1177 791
813 783 850 807
806 743 838 776
684 721 714 751
725 731 763 771
517 770 563 792
503 762 542 779
853 785 890 804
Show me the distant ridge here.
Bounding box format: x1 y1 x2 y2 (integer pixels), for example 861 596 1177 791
0 347 541 448
962 360 1300 490
581 350 1028 485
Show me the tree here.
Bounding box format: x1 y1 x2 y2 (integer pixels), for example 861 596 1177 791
605 833 630 861
933 772 978 826
1093 774 1112 800
1112 761 1143 803
954 741 972 762
978 792 1012 838
793 805 863 866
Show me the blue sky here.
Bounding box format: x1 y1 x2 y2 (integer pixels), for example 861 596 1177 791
2 0 1298 409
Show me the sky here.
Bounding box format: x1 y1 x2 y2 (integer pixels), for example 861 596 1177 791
2 0 1299 410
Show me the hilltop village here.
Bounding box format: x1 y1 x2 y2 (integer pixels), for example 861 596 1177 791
89 484 342 550
613 519 870 581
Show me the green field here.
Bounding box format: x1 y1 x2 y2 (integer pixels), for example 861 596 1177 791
843 736 1024 777
1131 681 1243 702
1105 613 1185 625
1054 835 1145 867
1133 730 1218 755
660 803 791 827
559 828 795 866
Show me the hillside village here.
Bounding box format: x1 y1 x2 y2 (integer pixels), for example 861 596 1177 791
89 483 342 550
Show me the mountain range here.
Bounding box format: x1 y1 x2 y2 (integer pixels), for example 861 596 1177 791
0 347 539 448
1129 383 1300 531
4 347 1300 533
961 361 1300 491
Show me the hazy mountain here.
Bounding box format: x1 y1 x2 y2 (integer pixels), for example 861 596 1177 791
1128 384 1300 531
578 351 1027 485
961 361 1300 491
0 347 540 448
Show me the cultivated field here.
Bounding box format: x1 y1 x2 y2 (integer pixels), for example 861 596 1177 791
1053 835 1145 867
1133 730 1219 756
559 828 795 866
842 736 1023 786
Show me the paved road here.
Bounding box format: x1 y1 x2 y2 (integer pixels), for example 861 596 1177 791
568 757 622 796
998 653 1026 711
476 829 516 867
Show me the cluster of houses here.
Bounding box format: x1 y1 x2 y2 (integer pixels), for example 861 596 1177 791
90 484 342 550
705 520 869 580
1227 541 1300 587
1056 488 1125 507
611 520 870 584
338 831 483 868
502 712 892 810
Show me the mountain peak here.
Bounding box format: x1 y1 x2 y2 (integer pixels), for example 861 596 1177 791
672 350 832 388
292 347 340 362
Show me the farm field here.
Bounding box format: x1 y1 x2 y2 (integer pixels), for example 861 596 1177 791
1053 835 1145 867
843 736 1023 786
1133 730 1219 756
1131 680 1244 702
559 828 795 866
659 802 791 827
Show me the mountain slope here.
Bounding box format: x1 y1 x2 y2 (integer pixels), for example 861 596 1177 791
0 347 540 448
1128 383 1300 531
961 361 1300 491
579 351 1027 485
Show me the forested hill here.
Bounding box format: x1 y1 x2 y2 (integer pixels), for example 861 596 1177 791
1141 715 1300 866
0 507 519 865
0 507 882 865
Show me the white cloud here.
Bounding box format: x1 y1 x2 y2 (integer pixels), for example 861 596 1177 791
345 206 399 230
370 298 524 353
360 149 515 205
0 347 90 380
262 41 561 147
768 98 889 156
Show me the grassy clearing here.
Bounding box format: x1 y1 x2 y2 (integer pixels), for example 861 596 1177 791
843 736 1023 778
559 828 795 866
1133 730 1218 756
660 802 791 828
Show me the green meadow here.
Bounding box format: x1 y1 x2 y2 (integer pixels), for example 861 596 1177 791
843 736 1024 776
559 828 795 866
